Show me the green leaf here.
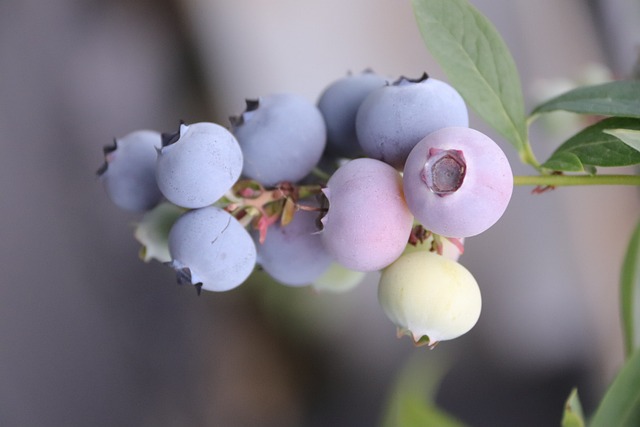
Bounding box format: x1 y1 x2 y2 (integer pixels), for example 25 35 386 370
541 117 640 172
561 388 585 427
590 348 640 427
604 129 640 154
381 352 467 427
621 218 640 358
531 81 640 118
385 395 466 427
542 152 585 173
411 0 527 153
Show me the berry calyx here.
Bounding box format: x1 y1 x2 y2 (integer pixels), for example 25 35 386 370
423 148 466 195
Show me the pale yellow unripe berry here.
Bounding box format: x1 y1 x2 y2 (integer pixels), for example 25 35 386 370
312 262 365 293
378 251 481 347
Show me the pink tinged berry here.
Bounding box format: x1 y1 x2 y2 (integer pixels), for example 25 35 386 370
403 127 513 238
320 158 414 272
378 251 482 347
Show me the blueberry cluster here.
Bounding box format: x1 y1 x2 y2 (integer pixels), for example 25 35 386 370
98 70 513 346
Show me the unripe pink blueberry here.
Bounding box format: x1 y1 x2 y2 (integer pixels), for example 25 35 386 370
321 158 414 272
403 127 513 238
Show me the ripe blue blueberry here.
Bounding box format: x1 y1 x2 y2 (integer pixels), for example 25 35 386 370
98 129 163 212
168 206 257 293
317 70 387 158
230 93 327 187
156 122 243 209
254 205 332 286
356 73 469 169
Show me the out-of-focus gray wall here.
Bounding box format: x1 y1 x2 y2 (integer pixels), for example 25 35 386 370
1 0 639 426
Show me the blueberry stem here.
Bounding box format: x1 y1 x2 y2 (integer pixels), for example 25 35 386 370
514 174 640 187
518 140 542 171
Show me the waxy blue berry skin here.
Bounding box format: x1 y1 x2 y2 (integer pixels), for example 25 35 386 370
231 93 327 187
254 206 332 287
317 71 387 158
156 122 243 209
98 129 163 212
168 206 257 292
355 74 469 169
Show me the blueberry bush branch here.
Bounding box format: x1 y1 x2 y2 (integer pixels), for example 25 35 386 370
513 174 640 187
411 0 640 425
97 0 640 424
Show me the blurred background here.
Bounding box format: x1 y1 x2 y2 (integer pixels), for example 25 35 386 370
1 0 639 425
